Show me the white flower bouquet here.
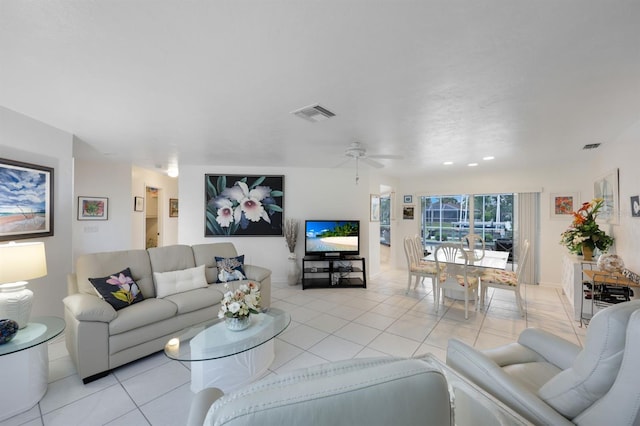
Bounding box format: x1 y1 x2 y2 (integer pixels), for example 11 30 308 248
218 282 261 319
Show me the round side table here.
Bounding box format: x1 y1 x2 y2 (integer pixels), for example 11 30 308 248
0 316 65 421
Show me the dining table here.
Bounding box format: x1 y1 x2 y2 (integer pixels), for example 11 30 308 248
423 248 510 301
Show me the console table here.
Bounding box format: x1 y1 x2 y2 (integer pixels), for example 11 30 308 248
561 254 596 321
0 316 65 421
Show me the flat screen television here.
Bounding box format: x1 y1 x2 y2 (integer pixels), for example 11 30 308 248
305 220 360 258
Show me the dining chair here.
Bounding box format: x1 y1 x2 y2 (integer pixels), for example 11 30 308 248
403 236 442 302
434 243 479 319
461 233 485 262
479 239 530 316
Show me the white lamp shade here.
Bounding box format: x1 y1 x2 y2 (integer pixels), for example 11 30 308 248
0 241 47 284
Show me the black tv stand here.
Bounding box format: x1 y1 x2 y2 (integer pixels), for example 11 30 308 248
302 256 366 290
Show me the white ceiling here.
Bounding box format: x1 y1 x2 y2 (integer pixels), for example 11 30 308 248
1 1 639 177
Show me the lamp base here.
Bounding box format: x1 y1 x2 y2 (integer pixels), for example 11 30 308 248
0 281 33 329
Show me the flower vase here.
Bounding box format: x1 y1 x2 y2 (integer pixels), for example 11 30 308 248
225 315 251 331
582 245 594 261
287 253 301 286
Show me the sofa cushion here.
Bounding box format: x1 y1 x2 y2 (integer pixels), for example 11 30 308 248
192 243 239 284
154 265 208 298
109 298 178 335
215 255 246 283
163 287 224 314
89 268 145 310
538 300 640 419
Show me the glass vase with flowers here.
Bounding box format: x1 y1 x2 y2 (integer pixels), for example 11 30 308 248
560 198 614 260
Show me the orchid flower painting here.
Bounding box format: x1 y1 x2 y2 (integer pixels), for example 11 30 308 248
205 175 284 236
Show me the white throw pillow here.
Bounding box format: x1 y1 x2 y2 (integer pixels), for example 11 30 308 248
153 264 208 298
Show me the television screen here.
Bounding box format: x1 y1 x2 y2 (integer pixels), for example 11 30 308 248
305 220 360 257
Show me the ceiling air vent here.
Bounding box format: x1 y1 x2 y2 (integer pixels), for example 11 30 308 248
583 143 601 150
291 104 336 123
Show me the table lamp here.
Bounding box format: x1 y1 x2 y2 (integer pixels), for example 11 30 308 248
0 241 47 328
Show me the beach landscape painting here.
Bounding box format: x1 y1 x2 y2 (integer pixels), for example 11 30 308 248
0 158 54 241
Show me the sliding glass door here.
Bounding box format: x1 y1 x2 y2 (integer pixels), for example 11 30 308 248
419 193 514 251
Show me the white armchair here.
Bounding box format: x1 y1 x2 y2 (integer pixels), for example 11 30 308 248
446 299 640 425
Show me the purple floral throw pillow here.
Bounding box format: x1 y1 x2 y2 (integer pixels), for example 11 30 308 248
89 267 144 310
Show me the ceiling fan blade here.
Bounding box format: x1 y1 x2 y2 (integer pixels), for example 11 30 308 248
367 154 404 160
361 158 385 168
333 158 352 168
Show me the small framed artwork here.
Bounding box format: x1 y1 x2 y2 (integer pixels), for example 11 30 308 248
134 196 144 212
370 194 380 222
78 196 108 220
403 194 413 204
550 192 579 219
169 198 179 217
403 205 415 220
631 195 640 218
0 158 54 241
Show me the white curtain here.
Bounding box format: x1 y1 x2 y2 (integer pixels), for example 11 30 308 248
515 192 539 285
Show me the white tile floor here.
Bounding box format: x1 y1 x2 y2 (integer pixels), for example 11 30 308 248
2 267 585 426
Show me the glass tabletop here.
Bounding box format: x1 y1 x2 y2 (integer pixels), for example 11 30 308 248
425 249 509 269
0 316 66 357
164 307 291 362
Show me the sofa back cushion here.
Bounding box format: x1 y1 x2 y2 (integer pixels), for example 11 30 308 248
148 244 196 274
192 243 239 284
76 249 154 297
538 300 640 419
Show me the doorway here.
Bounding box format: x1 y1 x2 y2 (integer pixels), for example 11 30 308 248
145 186 162 249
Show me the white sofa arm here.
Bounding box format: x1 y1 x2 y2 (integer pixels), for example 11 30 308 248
518 328 581 370
447 339 573 425
243 264 271 282
63 293 117 323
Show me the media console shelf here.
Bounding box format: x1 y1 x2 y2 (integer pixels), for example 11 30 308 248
302 256 366 290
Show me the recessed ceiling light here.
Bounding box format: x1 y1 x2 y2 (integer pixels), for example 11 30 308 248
443 161 453 165
483 156 495 161
468 163 478 167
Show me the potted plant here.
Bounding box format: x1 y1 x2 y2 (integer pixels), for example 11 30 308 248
560 198 614 260
284 218 300 285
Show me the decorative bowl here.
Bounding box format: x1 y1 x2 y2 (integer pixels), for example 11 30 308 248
597 254 624 273
0 318 19 344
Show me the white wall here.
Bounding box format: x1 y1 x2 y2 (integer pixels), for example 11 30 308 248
178 165 371 283
72 158 132 258
0 106 73 318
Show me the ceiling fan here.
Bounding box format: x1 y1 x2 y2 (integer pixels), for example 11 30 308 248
336 142 404 183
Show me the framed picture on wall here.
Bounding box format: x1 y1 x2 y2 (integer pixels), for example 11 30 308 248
594 169 619 224
403 195 413 204
550 192 579 219
134 196 144 212
631 195 640 218
370 194 380 222
403 205 415 220
78 196 108 220
204 174 284 236
0 158 54 241
169 198 179 217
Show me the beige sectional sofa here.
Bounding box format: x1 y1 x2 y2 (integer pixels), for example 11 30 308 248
63 243 271 383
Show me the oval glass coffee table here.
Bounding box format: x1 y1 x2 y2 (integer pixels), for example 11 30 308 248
164 308 290 393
